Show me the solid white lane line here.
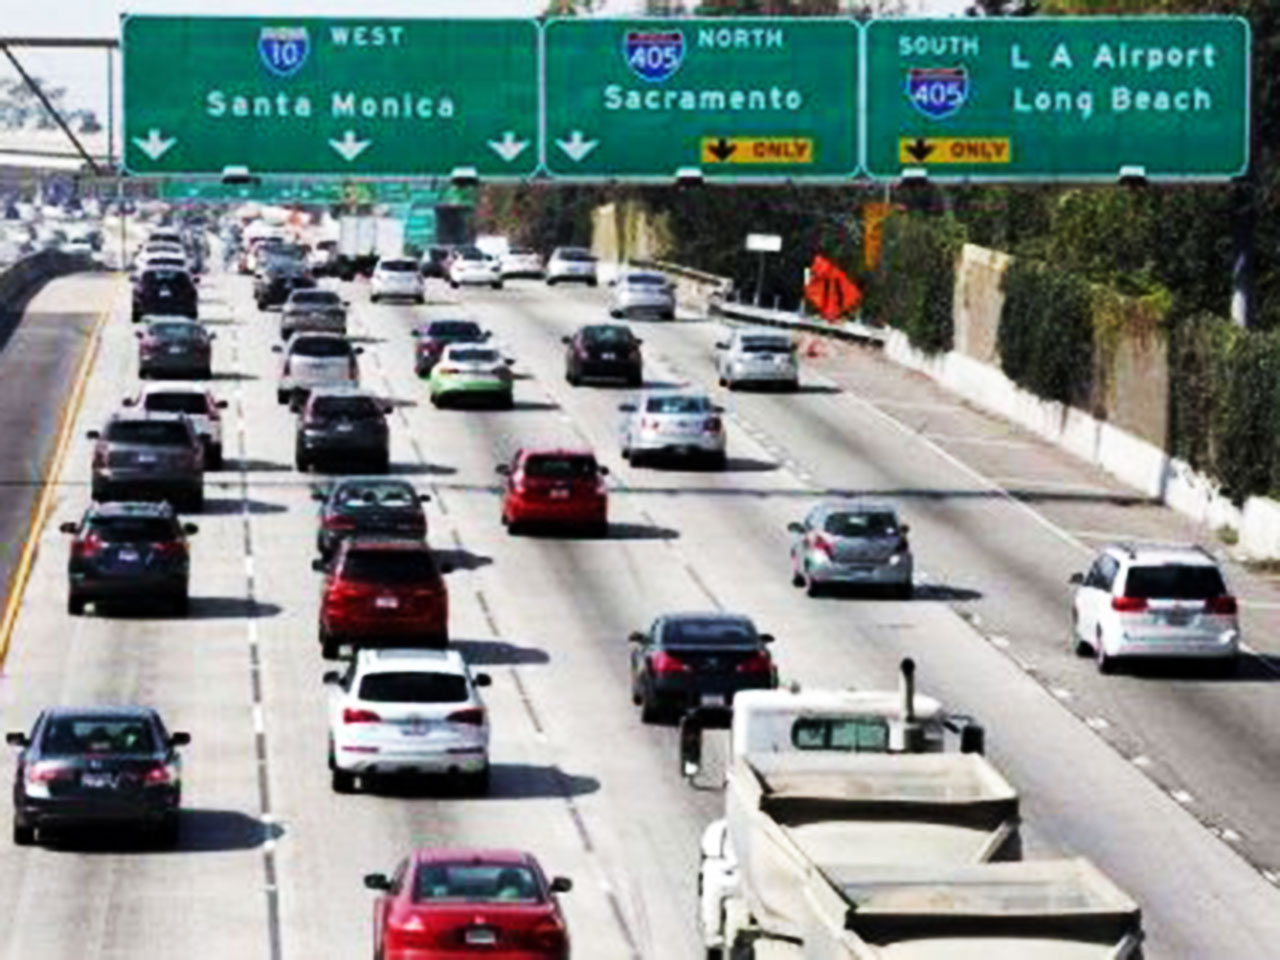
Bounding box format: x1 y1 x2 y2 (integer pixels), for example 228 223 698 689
923 434 1037 449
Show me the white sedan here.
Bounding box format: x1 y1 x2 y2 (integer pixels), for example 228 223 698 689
449 247 503 289
370 257 425 304
325 648 492 794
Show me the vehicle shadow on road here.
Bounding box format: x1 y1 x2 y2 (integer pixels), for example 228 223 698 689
366 765 599 801
479 400 562 414
525 522 680 542
792 384 843 396
41 809 282 854
435 548 493 573
1123 653 1280 684
452 638 550 666
382 396 418 408
220 457 292 473
199 497 290 516
912 583 984 602
389 462 458 477
207 371 259 382
186 597 284 619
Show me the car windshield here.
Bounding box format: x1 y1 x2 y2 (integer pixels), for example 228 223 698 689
823 512 899 538
41 717 159 755
584 326 632 344
414 864 542 904
625 274 667 287
88 517 177 542
310 396 381 419
358 672 468 703
449 348 500 364
645 394 711 415
557 248 595 262
151 323 202 340
523 455 597 478
143 393 207 414
427 321 482 339
380 260 417 272
334 482 418 508
290 291 340 306
664 617 757 647
742 336 792 353
291 338 351 358
105 421 190 445
340 550 438 584
1124 564 1227 600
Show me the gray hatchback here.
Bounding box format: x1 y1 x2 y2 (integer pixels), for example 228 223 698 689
87 415 205 511
788 502 913 598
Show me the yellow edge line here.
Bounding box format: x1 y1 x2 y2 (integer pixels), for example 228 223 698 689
0 293 112 669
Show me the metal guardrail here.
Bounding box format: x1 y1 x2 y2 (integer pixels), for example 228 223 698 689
711 300 888 348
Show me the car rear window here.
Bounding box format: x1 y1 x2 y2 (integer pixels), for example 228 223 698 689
792 716 891 753
89 517 177 542
427 321 482 339
557 248 595 262
523 455 597 479
142 270 192 289
290 290 340 305
625 274 667 286
741 336 792 353
823 512 900 538
310 396 381 419
151 322 201 340
448 348 500 364
382 260 418 272
340 550 438 584
645 394 711 415
146 257 186 269
664 617 757 647
143 393 208 415
41 717 159 755
358 672 468 703
414 864 542 904
105 421 191 445
507 247 536 257
291 338 352 358
334 481 418 507
1124 565 1227 600
583 325 632 343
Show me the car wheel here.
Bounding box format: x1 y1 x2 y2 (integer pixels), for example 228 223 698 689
415 296 425 305
791 568 805 589
639 689 663 725
370 294 380 304
466 764 491 796
1095 632 1116 674
12 819 35 847
331 767 357 794
546 278 558 287
67 593 85 616
1071 613 1091 657
805 568 824 598
320 629 340 661
506 519 524 537
449 280 459 289
207 444 224 470
171 593 190 617
491 281 503 291
663 311 676 321
895 582 914 601
429 392 442 408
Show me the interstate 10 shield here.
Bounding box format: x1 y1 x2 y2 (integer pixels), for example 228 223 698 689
258 26 311 79
623 30 685 83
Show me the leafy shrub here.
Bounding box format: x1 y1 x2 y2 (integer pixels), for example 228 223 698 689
867 212 965 354
997 259 1094 405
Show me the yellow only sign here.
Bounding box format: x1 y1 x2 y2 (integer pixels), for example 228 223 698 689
898 137 1012 165
701 137 815 165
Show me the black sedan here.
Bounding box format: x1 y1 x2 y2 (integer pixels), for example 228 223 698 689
313 477 430 560
9 706 189 846
564 324 643 386
255 261 315 310
629 613 777 723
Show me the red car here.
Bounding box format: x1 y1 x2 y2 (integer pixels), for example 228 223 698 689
497 448 608 536
365 849 572 960
313 539 450 659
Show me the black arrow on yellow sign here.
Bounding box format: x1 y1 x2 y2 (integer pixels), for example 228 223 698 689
904 137 935 163
707 138 737 162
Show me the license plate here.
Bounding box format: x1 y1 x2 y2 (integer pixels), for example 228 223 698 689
81 772 112 789
336 422 354 433
136 453 157 464
465 928 497 946
168 345 185 354
375 596 399 609
117 549 140 563
601 352 617 360
402 719 431 736
700 693 727 707
549 488 570 500
1166 610 1192 626
159 288 172 297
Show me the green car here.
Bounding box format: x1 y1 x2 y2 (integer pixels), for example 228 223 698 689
429 344 515 409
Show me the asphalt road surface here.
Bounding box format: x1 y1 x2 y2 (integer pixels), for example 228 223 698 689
0 266 1278 959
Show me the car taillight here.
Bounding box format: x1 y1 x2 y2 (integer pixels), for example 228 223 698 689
703 416 723 434
811 534 836 559
144 763 174 786
436 365 461 375
348 356 358 378
736 651 773 674
387 913 438 950
526 916 568 951
641 417 659 431
1205 595 1238 615
328 580 368 605
651 651 690 674
1112 596 1149 613
26 761 75 785
282 356 293 375
153 540 188 559
342 708 381 724
72 533 104 559
323 515 356 531
446 707 486 726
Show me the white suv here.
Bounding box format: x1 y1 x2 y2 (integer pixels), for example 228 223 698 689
370 257 425 304
1069 543 1240 673
324 648 492 794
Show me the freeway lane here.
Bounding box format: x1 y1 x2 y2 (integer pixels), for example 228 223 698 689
0 265 1278 959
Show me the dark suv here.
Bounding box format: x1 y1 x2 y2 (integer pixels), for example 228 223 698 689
88 415 205 511
8 706 189 846
132 268 197 322
61 501 198 615
295 388 391 473
255 260 315 310
564 324 643 386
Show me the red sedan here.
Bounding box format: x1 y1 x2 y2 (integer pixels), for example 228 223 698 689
314 539 450 659
497 448 608 536
365 849 572 959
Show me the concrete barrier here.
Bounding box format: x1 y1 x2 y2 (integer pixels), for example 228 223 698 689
0 249 96 326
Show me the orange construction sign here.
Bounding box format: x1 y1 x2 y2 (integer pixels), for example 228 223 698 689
805 255 861 322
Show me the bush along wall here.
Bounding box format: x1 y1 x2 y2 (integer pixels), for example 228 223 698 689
997 258 1095 406
866 212 966 354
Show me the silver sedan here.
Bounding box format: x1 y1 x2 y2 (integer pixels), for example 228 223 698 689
610 271 676 320
788 502 913 598
619 390 726 468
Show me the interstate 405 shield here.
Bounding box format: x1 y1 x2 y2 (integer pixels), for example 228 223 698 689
543 18 860 180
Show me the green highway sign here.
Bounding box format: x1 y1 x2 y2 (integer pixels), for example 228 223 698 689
123 17 539 177
864 17 1250 181
543 18 859 180
158 179 443 205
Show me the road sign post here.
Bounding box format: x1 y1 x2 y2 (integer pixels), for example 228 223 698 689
123 17 539 177
864 17 1250 182
543 18 859 180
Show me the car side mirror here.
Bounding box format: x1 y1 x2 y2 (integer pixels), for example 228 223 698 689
182 523 199 535
549 877 573 894
363 873 391 892
59 521 78 534
311 558 328 573
322 670 341 685
597 465 610 476
271 344 282 353
418 493 431 503
381 403 394 415
208 332 217 340
495 464 511 476
712 405 726 414
715 341 728 350
900 523 911 534
216 400 229 409
169 731 191 747
786 522 805 534
343 300 351 307
607 278 618 287
628 631 647 645
474 672 492 687
121 397 136 407
759 633 775 644
439 561 455 575
560 336 571 345
85 429 100 440
1068 572 1084 585
6 732 28 747
504 358 515 366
